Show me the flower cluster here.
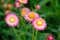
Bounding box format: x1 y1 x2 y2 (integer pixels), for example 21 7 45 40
21 7 47 30
5 0 47 31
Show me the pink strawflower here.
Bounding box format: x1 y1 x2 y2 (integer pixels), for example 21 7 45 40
24 12 39 22
32 17 47 30
17 0 28 4
5 13 19 27
47 34 54 40
14 1 20 8
36 5 41 10
21 7 30 16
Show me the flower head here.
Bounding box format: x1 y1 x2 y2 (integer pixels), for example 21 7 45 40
36 5 41 10
5 13 19 27
24 12 39 22
14 1 20 8
47 34 54 40
21 7 30 16
32 17 47 30
18 0 28 4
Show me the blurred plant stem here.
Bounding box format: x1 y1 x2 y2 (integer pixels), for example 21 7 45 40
35 30 38 40
19 7 28 30
58 32 60 40
23 34 26 40
12 27 20 40
17 23 20 30
19 7 27 40
32 28 34 40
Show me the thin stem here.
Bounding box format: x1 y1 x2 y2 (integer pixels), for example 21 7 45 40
12 27 20 40
58 33 60 40
32 28 34 40
19 6 27 40
35 30 38 40
23 34 26 40
17 24 20 29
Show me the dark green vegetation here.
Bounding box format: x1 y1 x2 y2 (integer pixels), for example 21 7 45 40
0 0 60 40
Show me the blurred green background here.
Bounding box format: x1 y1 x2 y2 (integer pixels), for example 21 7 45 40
0 0 60 40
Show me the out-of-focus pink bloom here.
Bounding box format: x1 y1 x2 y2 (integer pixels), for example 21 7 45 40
47 34 54 40
32 17 47 30
21 7 30 16
36 5 41 10
17 0 28 4
3 4 12 9
14 2 20 8
3 4 7 8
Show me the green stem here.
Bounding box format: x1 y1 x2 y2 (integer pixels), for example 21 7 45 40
35 30 38 40
17 24 20 29
58 33 60 40
19 7 27 40
24 34 26 40
32 28 34 40
12 27 20 40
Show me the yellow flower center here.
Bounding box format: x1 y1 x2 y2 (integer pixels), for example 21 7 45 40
21 10 27 16
9 16 16 23
20 0 25 3
28 12 35 19
36 20 44 26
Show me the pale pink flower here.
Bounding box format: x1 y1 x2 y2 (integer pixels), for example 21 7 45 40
3 4 7 8
5 13 19 27
32 17 47 30
14 2 20 8
24 12 39 22
17 0 28 4
36 5 41 10
21 7 30 16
